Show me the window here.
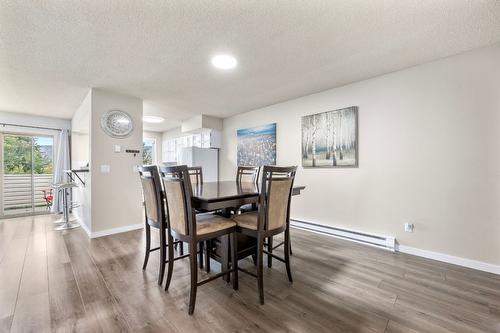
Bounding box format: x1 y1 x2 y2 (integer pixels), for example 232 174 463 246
143 138 156 165
1 134 54 216
163 132 211 164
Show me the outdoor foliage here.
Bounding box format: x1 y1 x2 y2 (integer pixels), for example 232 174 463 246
3 135 53 174
143 141 153 165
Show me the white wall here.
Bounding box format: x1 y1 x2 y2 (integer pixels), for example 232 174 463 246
71 90 91 231
71 89 144 236
220 44 500 266
0 111 71 130
90 89 143 234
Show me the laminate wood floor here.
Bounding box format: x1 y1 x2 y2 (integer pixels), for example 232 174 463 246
1 215 499 333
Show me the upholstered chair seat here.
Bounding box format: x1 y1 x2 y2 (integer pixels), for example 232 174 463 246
196 214 237 235
232 211 258 230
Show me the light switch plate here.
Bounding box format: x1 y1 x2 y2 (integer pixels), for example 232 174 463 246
100 164 111 173
114 145 121 153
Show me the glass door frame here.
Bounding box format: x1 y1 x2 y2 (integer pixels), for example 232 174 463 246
0 131 55 218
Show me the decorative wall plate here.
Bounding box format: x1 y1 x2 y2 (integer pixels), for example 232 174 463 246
100 110 134 138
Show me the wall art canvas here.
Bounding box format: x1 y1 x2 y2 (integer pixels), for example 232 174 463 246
302 106 358 167
237 123 276 166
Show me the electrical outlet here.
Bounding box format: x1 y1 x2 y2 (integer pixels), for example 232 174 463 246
404 222 414 233
100 164 111 173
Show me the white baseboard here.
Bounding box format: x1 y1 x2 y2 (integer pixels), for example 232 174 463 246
397 245 500 275
90 223 143 239
291 218 500 276
79 221 91 237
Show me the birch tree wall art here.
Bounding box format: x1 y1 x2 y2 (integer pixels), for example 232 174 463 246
301 106 358 167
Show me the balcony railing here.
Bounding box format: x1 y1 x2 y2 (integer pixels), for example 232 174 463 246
2 174 53 214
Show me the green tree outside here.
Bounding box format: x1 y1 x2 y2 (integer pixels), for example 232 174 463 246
3 135 53 174
143 141 153 165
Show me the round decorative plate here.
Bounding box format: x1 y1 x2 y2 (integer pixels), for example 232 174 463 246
100 110 134 138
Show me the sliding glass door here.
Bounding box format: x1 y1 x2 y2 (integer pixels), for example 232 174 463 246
0 133 54 217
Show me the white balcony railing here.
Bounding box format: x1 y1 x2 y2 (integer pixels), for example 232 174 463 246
2 174 53 213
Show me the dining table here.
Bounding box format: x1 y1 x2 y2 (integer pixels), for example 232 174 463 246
190 180 305 278
191 180 305 215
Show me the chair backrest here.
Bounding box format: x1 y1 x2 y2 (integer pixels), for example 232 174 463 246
258 166 297 232
160 165 194 237
138 165 165 228
187 166 203 186
236 166 260 184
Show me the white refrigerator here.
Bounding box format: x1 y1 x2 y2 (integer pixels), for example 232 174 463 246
180 147 219 182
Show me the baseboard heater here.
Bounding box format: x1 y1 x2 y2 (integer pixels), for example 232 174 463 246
290 219 396 251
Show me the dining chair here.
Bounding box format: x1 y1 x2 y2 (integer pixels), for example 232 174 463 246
236 166 260 184
235 166 260 213
164 166 209 270
231 165 297 305
161 165 238 315
262 169 294 266
138 165 182 285
187 166 203 187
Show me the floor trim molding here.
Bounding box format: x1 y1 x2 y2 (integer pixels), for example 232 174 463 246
90 223 144 239
397 245 500 275
79 221 91 237
290 218 500 276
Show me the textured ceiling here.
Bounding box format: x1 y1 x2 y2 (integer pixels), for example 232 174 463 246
1 1 500 131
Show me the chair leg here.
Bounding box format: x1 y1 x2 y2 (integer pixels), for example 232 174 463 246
257 234 265 305
290 238 293 256
158 229 166 286
142 224 151 270
267 236 273 268
205 240 211 273
198 242 204 269
179 240 184 255
188 241 198 315
284 229 293 283
231 232 238 290
165 235 175 291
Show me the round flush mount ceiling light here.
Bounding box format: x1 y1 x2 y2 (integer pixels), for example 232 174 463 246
211 54 237 70
143 116 165 123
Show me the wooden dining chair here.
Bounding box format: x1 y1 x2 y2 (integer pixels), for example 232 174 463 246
235 166 260 213
138 165 182 285
187 166 203 187
236 166 260 184
161 165 238 315
164 166 209 270
231 165 297 305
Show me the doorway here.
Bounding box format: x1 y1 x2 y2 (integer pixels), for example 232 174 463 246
0 133 54 217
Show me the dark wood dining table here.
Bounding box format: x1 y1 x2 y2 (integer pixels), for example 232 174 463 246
191 180 305 214
189 180 305 277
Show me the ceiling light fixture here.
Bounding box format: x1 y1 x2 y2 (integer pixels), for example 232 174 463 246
143 116 165 123
211 54 237 70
